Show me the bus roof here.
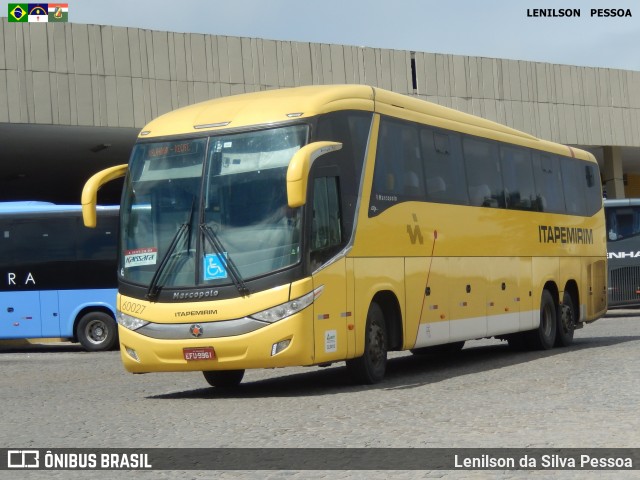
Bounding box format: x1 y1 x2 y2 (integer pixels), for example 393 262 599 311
0 202 118 215
139 84 594 162
140 85 375 138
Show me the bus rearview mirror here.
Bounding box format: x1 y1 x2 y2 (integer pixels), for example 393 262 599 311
81 164 128 227
286 141 342 208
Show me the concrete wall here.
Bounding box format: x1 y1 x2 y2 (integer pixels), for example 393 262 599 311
2 18 640 147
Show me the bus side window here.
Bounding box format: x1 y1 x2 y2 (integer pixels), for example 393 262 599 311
532 153 566 214
315 111 371 235
420 129 468 205
561 158 587 216
310 176 342 269
500 145 537 211
11 216 77 264
584 164 604 216
373 119 424 199
399 127 424 198
462 137 503 208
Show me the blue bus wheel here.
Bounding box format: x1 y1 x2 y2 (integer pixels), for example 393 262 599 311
76 312 118 352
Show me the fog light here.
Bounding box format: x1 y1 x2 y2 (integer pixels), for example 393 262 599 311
125 346 139 361
271 339 291 356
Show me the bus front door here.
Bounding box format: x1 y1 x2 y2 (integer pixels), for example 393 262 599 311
309 175 349 363
312 257 348 364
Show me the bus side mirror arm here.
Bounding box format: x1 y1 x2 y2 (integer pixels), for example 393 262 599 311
286 141 342 208
81 164 128 227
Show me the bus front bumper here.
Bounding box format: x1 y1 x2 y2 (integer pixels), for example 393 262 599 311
117 309 315 373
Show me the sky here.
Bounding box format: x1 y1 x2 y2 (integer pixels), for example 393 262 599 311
62 0 640 71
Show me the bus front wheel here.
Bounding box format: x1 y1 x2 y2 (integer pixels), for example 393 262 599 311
76 312 118 352
346 302 387 384
527 290 557 350
203 370 245 388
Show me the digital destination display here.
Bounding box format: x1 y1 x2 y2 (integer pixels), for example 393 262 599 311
146 142 195 159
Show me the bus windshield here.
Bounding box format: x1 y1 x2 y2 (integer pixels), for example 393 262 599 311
606 205 640 242
120 125 308 290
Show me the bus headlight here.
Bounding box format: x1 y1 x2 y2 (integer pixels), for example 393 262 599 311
250 287 323 323
117 311 149 331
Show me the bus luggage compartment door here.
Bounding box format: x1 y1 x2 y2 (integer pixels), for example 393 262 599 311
1 292 42 339
39 290 60 337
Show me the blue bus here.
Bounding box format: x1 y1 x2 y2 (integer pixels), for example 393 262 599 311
0 202 118 351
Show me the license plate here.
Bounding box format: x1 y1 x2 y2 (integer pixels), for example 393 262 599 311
183 347 215 361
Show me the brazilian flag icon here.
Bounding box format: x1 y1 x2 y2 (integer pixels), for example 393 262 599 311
9 4 28 22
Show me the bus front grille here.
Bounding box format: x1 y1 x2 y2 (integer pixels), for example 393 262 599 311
609 266 640 306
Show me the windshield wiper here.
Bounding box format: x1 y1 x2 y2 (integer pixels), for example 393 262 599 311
200 224 249 296
146 200 195 301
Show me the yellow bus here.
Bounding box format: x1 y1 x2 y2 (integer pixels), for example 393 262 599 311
82 85 607 387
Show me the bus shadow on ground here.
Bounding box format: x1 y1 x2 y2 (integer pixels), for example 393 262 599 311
0 342 85 354
149 334 640 400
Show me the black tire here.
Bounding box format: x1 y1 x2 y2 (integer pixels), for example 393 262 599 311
526 289 557 350
411 341 465 356
76 312 118 351
203 370 245 388
346 302 387 384
555 291 576 347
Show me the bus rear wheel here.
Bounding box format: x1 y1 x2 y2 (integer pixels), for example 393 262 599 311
555 291 576 347
76 312 118 352
526 289 557 350
346 302 387 384
203 370 245 388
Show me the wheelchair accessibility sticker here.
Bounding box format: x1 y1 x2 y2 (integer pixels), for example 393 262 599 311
203 253 228 280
